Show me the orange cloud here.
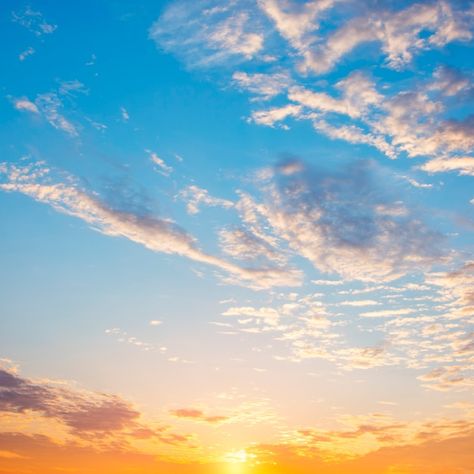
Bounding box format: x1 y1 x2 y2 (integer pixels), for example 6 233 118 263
170 408 229 424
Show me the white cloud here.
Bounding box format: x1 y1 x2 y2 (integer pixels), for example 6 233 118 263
250 103 302 126
289 72 382 119
12 6 57 36
146 150 173 176
339 300 379 307
258 0 335 51
402 176 433 189
360 308 416 318
219 227 286 265
120 107 130 121
35 93 78 136
421 156 474 176
179 185 233 215
150 1 264 68
19 46 35 61
13 98 39 114
232 71 291 100
304 1 473 74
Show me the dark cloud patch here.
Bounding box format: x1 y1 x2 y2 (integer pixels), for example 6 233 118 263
0 368 138 434
262 159 445 281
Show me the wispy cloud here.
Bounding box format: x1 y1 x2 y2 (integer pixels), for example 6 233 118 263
179 185 233 215
0 162 300 289
12 7 57 36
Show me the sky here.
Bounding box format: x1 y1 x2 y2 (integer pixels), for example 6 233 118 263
0 0 473 473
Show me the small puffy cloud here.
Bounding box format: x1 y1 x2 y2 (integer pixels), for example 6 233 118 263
146 149 173 176
13 98 39 114
170 408 229 424
19 47 35 61
120 107 130 121
149 320 162 326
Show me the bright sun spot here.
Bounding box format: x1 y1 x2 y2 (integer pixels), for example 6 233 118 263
224 449 249 463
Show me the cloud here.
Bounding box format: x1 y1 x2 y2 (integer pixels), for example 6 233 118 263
179 185 233 215
120 106 130 121
19 46 35 61
232 70 291 100
251 159 444 282
427 262 474 316
258 0 336 54
360 308 415 318
0 162 300 289
146 149 173 176
250 103 302 126
418 365 474 391
402 176 433 189
421 155 474 176
150 1 264 68
223 306 281 325
313 119 397 159
12 7 57 36
219 227 286 265
339 300 379 307
34 93 78 136
13 98 39 114
170 408 229 424
304 1 473 74
289 72 382 119
0 365 139 434
430 65 473 97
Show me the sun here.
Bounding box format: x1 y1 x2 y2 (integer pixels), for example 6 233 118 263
224 449 249 464
222 450 256 474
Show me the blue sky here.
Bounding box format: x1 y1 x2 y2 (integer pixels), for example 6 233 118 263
0 1 474 472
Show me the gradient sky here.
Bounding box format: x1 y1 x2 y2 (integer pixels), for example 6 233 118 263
1 1 474 473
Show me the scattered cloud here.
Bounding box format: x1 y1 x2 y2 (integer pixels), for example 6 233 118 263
150 1 264 68
146 149 173 176
0 161 301 289
19 46 35 61
13 97 39 114
170 408 229 424
12 7 57 36
179 185 233 214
